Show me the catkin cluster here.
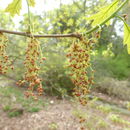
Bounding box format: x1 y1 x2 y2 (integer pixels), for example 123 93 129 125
0 33 13 74
17 38 46 99
66 38 94 106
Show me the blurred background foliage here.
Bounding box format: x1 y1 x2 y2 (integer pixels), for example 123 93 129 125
0 0 130 100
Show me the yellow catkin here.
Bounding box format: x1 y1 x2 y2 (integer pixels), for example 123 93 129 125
66 37 95 106
17 38 46 99
0 33 13 74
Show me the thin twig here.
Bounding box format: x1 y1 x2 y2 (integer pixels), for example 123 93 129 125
0 29 82 39
26 0 32 32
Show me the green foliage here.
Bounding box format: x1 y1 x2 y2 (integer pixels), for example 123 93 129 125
28 0 35 7
126 102 130 110
96 105 112 113
108 59 130 79
28 107 40 112
8 109 23 117
72 109 87 119
124 22 130 54
95 77 130 100
5 0 35 17
92 47 130 100
102 43 114 57
42 51 74 97
0 85 47 113
48 122 58 130
109 114 130 125
5 0 22 16
0 10 14 28
93 49 130 80
97 119 108 128
87 0 119 26
3 105 11 112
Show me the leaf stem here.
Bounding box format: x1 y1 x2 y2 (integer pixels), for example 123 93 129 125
26 0 32 32
116 15 127 25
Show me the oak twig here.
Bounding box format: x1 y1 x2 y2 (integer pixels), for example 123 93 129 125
0 29 82 39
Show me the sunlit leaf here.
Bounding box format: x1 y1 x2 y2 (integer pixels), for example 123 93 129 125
124 23 130 54
5 0 22 17
67 19 74 26
87 0 119 26
28 0 35 7
128 44 130 54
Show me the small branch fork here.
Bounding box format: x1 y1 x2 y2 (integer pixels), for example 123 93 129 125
0 29 82 39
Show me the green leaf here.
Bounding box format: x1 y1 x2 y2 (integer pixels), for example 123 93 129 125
87 0 119 26
124 23 130 54
128 44 130 54
5 0 22 17
28 0 35 7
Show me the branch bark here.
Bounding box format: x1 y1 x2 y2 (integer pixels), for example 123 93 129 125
0 29 82 39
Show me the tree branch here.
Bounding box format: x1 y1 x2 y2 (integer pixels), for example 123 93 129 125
0 29 82 39
0 0 128 39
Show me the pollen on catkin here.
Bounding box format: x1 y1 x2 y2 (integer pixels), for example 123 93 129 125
16 38 46 99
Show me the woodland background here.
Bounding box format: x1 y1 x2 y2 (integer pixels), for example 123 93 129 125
0 0 130 130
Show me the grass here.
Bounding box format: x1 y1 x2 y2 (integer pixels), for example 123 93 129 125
27 107 41 113
97 119 108 128
72 109 87 119
94 77 130 101
126 102 130 111
8 110 23 117
0 86 48 116
48 122 58 130
109 114 130 125
0 85 130 129
96 105 112 113
72 98 130 130
3 105 11 112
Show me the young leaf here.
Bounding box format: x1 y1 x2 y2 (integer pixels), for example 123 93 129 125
87 0 119 26
28 0 35 7
5 0 22 17
128 43 130 54
124 23 130 54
